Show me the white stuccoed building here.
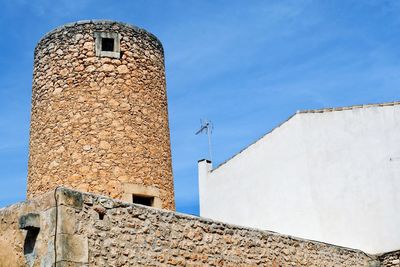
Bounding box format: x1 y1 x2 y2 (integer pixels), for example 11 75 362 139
198 101 400 254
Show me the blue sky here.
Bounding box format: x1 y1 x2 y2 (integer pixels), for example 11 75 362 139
0 0 399 214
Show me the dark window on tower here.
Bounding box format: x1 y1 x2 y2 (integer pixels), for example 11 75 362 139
132 194 154 207
95 32 120 58
101 38 115 52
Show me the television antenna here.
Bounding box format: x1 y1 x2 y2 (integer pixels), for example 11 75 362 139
195 119 213 162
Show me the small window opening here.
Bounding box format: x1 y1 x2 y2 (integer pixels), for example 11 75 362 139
24 228 40 255
132 195 154 207
101 38 114 52
95 32 120 58
94 206 106 221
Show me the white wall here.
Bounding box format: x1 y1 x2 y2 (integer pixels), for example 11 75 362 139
199 104 400 254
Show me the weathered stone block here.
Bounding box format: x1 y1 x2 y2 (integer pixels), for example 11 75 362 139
19 213 40 230
56 234 88 263
54 261 89 267
56 188 83 210
57 206 77 235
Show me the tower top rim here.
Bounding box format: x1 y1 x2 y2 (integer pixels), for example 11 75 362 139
35 20 163 51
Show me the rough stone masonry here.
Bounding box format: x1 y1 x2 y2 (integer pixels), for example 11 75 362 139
27 20 175 210
3 187 400 267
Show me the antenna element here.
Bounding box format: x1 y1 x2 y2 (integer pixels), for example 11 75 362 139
196 119 213 162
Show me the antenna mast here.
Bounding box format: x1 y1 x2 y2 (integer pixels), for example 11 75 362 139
195 119 213 162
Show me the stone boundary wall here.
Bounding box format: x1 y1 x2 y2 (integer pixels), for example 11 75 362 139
67 188 378 266
0 191 56 267
2 188 396 266
379 250 400 267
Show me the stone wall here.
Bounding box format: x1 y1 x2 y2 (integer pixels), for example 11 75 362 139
379 251 400 267
69 188 379 266
0 204 28 267
27 20 175 210
2 187 395 266
0 191 56 267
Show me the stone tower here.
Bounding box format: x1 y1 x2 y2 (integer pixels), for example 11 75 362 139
27 20 175 210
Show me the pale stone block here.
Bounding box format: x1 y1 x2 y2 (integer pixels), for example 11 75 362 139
56 234 88 263
55 188 83 210
57 206 77 235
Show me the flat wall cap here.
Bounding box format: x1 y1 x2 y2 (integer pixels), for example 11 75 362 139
198 159 212 163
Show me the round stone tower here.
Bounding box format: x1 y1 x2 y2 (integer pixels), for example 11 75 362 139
27 20 175 210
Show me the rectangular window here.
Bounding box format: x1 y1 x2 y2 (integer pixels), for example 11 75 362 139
101 38 115 52
132 194 154 207
94 32 121 58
